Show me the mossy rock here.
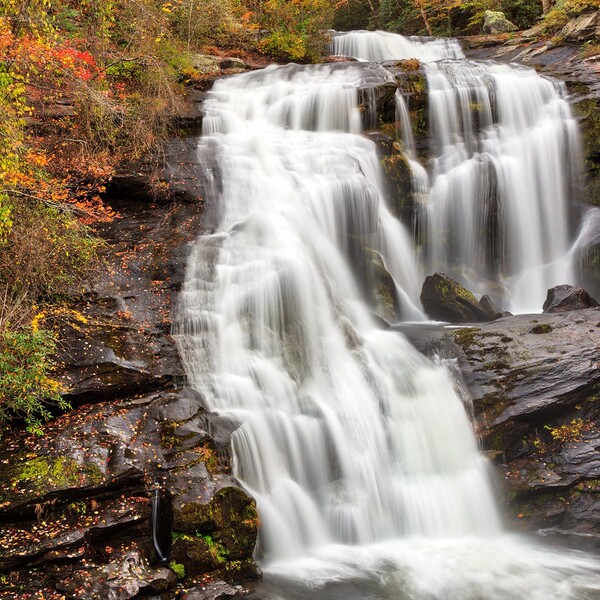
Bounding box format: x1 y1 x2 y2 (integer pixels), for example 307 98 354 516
0 455 105 512
396 71 427 100
381 150 414 222
170 534 230 576
365 247 400 323
358 81 399 129
347 240 400 322
395 71 428 143
420 273 487 323
173 486 258 560
214 558 260 583
483 10 518 34
171 486 259 583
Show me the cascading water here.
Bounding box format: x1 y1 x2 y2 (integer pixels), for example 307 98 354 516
176 32 600 600
335 30 582 313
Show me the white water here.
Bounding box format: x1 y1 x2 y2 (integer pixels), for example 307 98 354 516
333 29 464 63
176 34 600 600
334 31 582 313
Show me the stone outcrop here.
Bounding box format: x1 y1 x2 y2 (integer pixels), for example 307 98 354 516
349 240 400 323
380 148 415 223
57 194 203 404
560 10 600 42
0 387 259 597
457 308 600 534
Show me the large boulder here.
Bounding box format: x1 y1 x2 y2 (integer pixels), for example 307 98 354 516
542 284 599 313
479 294 511 320
483 11 518 34
420 273 503 322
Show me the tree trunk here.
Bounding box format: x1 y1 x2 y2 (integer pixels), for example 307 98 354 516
415 0 433 36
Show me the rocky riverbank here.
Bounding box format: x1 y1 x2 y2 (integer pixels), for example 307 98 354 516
457 308 600 534
408 283 600 535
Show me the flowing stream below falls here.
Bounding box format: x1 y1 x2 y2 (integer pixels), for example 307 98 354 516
175 30 600 599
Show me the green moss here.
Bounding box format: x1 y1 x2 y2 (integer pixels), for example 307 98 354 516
378 121 397 140
200 534 229 563
161 420 183 450
576 479 600 492
411 108 427 138
530 324 553 334
18 457 82 487
171 531 194 542
86 462 104 484
169 561 186 579
453 327 481 348
397 71 427 96
479 392 512 419
0 455 106 509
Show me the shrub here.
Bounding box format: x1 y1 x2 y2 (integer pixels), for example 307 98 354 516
544 419 593 443
563 0 598 16
0 321 68 436
541 0 597 34
0 198 100 302
255 0 335 62
542 6 569 32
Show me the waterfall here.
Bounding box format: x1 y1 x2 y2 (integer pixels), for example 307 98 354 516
176 34 600 600
334 31 582 313
332 29 465 63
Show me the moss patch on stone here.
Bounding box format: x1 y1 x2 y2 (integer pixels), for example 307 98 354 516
0 455 105 508
453 327 481 348
381 151 413 221
170 486 259 584
530 324 553 334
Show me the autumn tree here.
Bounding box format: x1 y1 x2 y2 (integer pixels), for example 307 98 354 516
250 0 336 61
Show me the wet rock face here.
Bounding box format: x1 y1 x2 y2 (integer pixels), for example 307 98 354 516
348 239 400 323
444 308 600 534
57 197 203 405
380 149 414 223
543 284 599 313
421 273 483 322
56 549 177 600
